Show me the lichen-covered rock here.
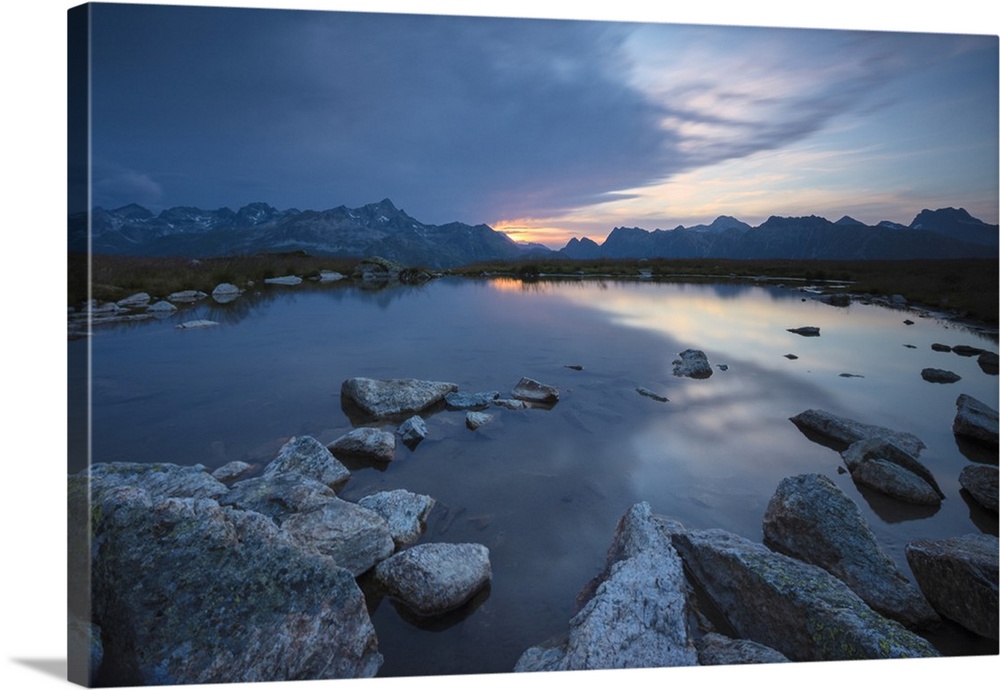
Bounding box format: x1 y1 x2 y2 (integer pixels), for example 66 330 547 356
87 462 227 500
90 488 382 684
220 473 337 523
695 632 790 665
281 498 395 576
763 474 939 629
515 503 697 671
959 464 999 512
328 427 396 464
341 377 458 418
953 394 999 446
905 534 999 641
510 377 560 403
671 528 939 661
374 543 491 617
790 409 926 456
263 435 351 490
358 490 436 547
672 349 713 378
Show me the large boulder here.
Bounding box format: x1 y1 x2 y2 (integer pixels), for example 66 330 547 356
263 435 351 491
374 543 491 617
953 394 999 446
671 528 939 661
959 464 999 512
515 503 697 671
89 487 382 684
672 349 713 378
281 498 396 577
358 490 436 548
762 474 939 629
905 534 999 641
790 409 926 456
341 377 458 418
327 427 396 464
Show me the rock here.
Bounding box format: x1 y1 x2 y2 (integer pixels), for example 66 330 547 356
263 435 351 491
116 292 150 308
717 364 729 371
90 488 382 683
318 270 346 283
636 387 669 402
146 300 177 312
515 503 697 671
762 474 939 629
672 349 713 378
374 543 491 616
839 373 865 378
465 411 493 430
167 290 208 303
905 534 999 640
671 528 939 661
978 351 999 375
264 275 302 285
396 416 427 447
790 409 926 456
787 326 821 337
175 319 220 329
953 394 999 445
221 473 337 523
784 354 799 360
211 282 241 303
564 364 584 371
328 427 396 464
492 398 530 410
444 390 499 410
211 460 254 484
358 489 436 547
959 465 999 512
281 497 396 576
510 377 560 404
921 368 961 383
840 437 942 496
817 293 851 307
952 345 986 357
695 633 790 665
851 458 943 506
341 377 458 418
87 461 227 500
890 294 907 305
931 343 953 352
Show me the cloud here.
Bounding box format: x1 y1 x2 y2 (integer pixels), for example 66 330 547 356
91 160 164 210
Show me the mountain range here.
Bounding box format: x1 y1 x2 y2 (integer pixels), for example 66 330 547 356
68 200 998 268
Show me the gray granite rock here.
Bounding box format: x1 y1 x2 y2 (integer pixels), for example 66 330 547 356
953 394 999 446
341 377 458 418
328 427 396 464
510 377 560 404
264 275 302 285
116 292 151 308
358 489 436 547
959 464 999 512
211 460 255 484
166 289 208 303
396 416 427 446
87 461 227 500
790 409 926 456
695 632 790 665
851 458 943 505
906 534 999 640
672 349 713 378
282 497 396 576
175 319 219 330
465 411 493 430
445 391 499 410
263 435 351 490
221 473 337 523
374 542 491 616
636 387 669 402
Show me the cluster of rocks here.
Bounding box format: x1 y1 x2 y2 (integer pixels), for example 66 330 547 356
69 429 492 685
514 474 999 672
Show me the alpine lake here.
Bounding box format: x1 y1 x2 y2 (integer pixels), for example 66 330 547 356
69 274 999 676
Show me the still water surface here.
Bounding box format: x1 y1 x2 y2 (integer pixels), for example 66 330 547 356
74 277 999 675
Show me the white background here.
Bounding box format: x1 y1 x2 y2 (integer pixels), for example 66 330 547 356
2 1 997 689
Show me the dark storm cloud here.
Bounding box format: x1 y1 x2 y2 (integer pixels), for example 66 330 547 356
89 4 672 222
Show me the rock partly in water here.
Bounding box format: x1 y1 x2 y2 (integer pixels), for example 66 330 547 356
175 319 220 330
921 368 961 384
167 289 208 303
396 415 428 447
931 343 953 352
263 435 351 491
636 387 669 402
318 271 346 283
374 542 491 617
958 464 999 513
977 351 999 375
281 497 396 576
89 488 382 684
445 390 500 410
358 489 436 548
953 394 999 446
672 349 713 379
695 632 790 665
905 534 999 641
671 528 939 661
762 474 939 629
116 292 151 308
790 409 926 457
264 275 302 285
211 283 241 303
787 326 821 337
510 377 560 404
146 300 177 312
341 377 458 418
328 427 396 464
465 411 493 430
515 503 697 671
952 345 986 357
839 437 943 505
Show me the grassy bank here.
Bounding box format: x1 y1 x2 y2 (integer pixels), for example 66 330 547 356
70 254 997 327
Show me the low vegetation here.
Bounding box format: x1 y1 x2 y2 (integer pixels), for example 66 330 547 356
70 253 997 327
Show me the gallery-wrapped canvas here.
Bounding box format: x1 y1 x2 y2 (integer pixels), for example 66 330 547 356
67 1 998 688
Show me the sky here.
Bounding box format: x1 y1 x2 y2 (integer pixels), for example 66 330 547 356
80 2 999 248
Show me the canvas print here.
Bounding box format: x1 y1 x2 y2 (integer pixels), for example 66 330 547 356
67 1 999 687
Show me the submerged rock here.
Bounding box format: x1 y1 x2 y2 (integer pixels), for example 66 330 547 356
762 474 939 629
672 528 939 661
921 368 961 384
374 543 491 617
263 435 351 491
958 465 999 513
905 534 999 641
953 394 999 446
672 349 713 379
341 377 458 418
510 377 560 404
358 490 436 548
790 409 926 456
328 428 396 464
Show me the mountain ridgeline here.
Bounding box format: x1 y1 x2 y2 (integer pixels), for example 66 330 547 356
69 200 998 268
